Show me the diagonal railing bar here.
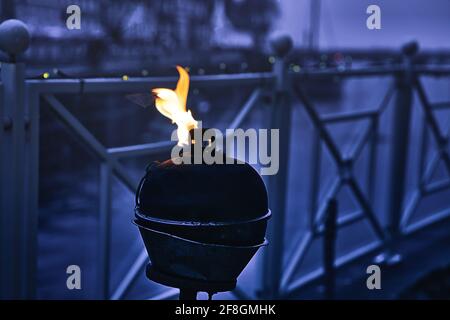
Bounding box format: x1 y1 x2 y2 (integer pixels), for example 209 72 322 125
346 178 385 240
403 207 450 235
108 140 174 159
378 82 396 115
401 190 421 229
285 268 324 297
43 94 137 192
293 84 343 165
111 249 148 300
422 152 441 185
227 88 263 131
281 231 314 289
148 288 179 300
424 179 450 195
401 133 450 229
346 119 376 161
420 122 450 187
414 77 450 174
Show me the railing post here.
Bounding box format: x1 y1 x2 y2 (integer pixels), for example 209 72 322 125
378 42 417 264
260 35 293 299
0 19 33 299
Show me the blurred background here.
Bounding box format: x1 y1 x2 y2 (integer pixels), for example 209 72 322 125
1 0 450 299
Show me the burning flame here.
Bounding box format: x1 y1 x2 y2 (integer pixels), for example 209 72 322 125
152 66 198 146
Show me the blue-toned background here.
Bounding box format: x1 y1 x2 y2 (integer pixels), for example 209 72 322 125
1 0 450 300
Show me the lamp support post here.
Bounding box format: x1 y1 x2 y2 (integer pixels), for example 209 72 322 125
0 19 36 299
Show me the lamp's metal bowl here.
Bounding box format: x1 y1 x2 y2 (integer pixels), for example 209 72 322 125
134 220 267 283
135 209 271 246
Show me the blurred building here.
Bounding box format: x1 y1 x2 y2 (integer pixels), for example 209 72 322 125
2 0 279 76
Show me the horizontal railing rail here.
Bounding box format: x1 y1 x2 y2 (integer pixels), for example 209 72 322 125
26 72 275 93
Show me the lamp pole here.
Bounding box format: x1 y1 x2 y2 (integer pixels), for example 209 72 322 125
0 19 35 299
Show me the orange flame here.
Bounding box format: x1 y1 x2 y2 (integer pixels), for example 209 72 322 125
152 66 198 146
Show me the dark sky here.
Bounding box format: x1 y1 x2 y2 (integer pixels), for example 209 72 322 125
276 0 450 49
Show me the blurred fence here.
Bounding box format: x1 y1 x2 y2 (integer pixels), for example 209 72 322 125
1 21 450 299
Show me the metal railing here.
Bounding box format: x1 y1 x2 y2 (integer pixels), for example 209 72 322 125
1 21 450 299
27 72 274 300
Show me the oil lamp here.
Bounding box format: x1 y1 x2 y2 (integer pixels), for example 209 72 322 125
134 66 270 300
